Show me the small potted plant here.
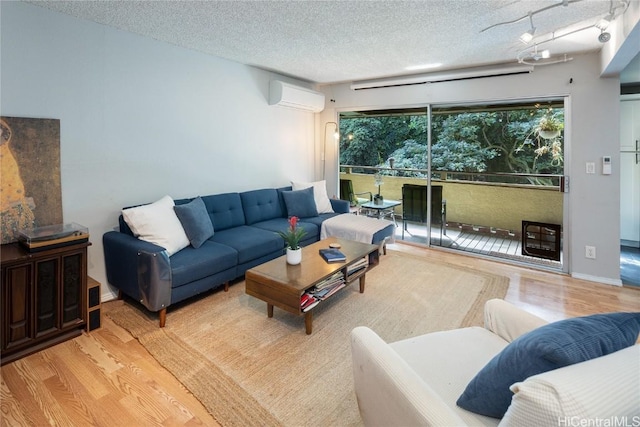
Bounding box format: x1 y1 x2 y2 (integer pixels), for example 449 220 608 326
537 115 563 140
277 216 306 265
373 172 384 205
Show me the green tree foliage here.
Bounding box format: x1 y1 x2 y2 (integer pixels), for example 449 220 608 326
339 115 426 172
339 107 563 184
430 113 499 173
384 140 428 175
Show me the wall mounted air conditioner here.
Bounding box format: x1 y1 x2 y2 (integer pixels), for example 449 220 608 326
269 80 325 112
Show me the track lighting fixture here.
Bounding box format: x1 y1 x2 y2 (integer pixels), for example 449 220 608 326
520 29 535 44
596 14 612 30
483 0 629 67
517 46 556 65
519 13 536 44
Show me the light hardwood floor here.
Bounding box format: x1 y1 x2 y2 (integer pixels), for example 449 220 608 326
0 299 219 427
2 243 639 426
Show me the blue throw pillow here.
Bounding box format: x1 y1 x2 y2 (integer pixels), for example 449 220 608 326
457 312 640 418
281 187 318 218
174 197 214 248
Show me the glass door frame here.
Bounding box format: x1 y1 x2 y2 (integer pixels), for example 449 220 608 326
426 97 569 273
336 95 570 274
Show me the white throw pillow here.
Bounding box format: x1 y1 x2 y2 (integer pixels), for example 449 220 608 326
291 180 334 214
122 195 190 256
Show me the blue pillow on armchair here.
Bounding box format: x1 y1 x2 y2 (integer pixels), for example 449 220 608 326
457 312 640 418
174 197 214 248
281 187 319 218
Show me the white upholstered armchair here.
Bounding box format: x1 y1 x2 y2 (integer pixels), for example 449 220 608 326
351 299 640 426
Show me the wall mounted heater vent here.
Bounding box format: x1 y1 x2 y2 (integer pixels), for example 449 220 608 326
269 80 325 112
350 64 534 90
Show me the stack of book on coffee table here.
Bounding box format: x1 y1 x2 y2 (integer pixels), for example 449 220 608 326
300 271 347 312
347 257 369 276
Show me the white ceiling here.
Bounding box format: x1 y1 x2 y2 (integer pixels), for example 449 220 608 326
27 0 640 85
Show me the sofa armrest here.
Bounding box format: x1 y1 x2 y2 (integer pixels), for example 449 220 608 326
484 299 548 343
103 231 172 312
351 326 467 426
330 198 350 214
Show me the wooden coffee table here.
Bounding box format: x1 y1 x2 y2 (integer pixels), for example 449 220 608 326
245 237 380 334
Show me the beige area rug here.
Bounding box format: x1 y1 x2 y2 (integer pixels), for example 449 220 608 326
107 250 509 427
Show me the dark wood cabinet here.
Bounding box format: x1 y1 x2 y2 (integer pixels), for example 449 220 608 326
521 221 561 261
1 241 90 365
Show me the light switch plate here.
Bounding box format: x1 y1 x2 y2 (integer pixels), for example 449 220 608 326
586 162 595 174
602 156 611 175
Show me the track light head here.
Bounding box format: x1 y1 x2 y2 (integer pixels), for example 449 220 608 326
596 15 612 30
520 28 536 44
520 13 536 44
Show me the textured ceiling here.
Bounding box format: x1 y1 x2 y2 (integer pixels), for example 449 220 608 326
26 0 638 84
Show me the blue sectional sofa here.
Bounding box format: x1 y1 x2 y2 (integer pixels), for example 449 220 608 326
103 186 350 327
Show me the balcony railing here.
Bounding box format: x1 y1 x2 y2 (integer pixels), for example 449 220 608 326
339 165 563 235
340 165 563 188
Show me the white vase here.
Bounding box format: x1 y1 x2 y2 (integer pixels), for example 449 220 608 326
286 247 302 265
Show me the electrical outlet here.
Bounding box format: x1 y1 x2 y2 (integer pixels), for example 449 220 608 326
585 246 596 259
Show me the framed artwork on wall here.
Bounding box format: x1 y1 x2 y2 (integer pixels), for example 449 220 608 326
1 116 62 244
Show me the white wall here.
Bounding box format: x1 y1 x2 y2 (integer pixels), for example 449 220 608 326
1 2 320 300
319 54 623 285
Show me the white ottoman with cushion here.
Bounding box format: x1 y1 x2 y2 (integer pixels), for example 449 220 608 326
320 214 395 254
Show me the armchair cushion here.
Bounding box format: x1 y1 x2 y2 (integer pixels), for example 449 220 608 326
457 312 640 418
502 345 640 424
121 195 189 256
174 197 214 248
281 187 318 218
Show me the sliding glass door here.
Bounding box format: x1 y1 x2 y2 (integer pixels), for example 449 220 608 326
428 101 565 269
338 99 566 271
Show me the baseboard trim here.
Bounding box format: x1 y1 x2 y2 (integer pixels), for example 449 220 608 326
570 272 622 287
621 239 639 248
102 288 119 302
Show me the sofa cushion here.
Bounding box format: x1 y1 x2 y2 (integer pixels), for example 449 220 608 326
329 198 351 214
174 197 214 249
292 180 334 214
276 186 292 214
199 193 245 231
121 195 189 256
281 187 318 218
211 225 283 264
169 241 238 288
457 312 640 418
240 188 285 225
251 218 319 243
